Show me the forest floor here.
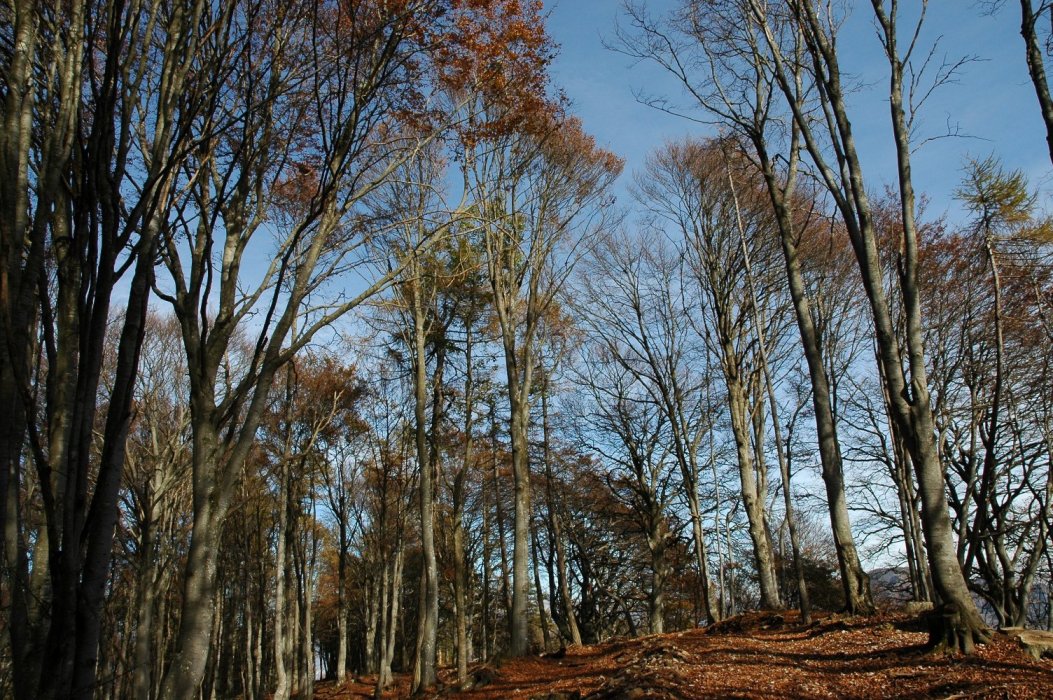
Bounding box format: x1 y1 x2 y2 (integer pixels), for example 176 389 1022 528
313 610 1053 699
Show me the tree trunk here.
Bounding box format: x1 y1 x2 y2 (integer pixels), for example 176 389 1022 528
454 325 476 688
1020 0 1053 165
131 492 163 700
872 0 991 651
375 541 403 696
491 407 513 620
337 520 348 684
728 169 811 622
158 472 226 700
411 279 439 693
532 528 552 649
507 382 533 656
273 455 292 700
754 145 873 615
541 383 582 645
726 372 781 609
648 526 667 635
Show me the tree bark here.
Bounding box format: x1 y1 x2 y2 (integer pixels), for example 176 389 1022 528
411 271 442 693
754 144 874 615
1019 1 1053 165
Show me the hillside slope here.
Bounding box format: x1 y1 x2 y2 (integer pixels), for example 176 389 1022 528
315 612 1053 699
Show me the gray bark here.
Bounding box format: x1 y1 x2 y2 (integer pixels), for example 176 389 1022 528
410 274 439 692
750 0 988 647
1019 1 1053 165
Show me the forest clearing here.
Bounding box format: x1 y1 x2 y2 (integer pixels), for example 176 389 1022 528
6 0 1053 698
316 611 1053 699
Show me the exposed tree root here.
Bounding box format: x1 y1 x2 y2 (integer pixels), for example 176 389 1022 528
926 603 993 655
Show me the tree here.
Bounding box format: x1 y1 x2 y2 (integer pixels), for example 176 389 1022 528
153 2 456 694
315 361 369 685
466 115 620 654
376 142 467 693
615 0 873 615
639 138 786 610
576 230 721 624
578 325 676 634
738 0 988 650
924 157 1053 627
0 1 208 696
984 1 1053 164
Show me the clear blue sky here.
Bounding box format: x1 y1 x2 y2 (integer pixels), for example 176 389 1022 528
543 0 1052 224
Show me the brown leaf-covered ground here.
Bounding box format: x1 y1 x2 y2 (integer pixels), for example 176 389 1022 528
314 611 1053 699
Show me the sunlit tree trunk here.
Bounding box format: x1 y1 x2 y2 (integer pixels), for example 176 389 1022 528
541 378 582 646
1018 0 1053 164
749 0 989 649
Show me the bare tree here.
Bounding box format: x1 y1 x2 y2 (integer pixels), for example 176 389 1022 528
465 115 620 654
639 139 785 610
576 230 721 624
0 1 212 695
152 2 454 694
615 0 873 614
734 0 989 649
574 281 677 634
983 1 1053 164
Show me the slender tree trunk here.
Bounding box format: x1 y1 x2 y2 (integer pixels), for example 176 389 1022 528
375 540 403 697
754 145 873 615
966 235 1006 575
410 278 439 693
872 0 990 649
481 478 493 657
491 407 513 619
337 521 348 684
366 568 380 676
373 566 389 695
726 371 781 609
1020 0 1053 165
709 417 727 620
648 527 667 634
685 491 719 624
273 457 292 700
541 383 582 645
454 325 476 688
532 528 552 649
729 169 811 622
132 505 160 700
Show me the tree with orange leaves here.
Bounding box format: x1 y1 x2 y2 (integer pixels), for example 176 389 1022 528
144 0 574 695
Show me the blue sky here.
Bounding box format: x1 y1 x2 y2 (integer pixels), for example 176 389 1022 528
543 0 1052 225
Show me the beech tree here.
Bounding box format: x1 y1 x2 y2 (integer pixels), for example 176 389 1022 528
616 0 874 615
576 230 721 624
0 1 209 696
638 138 786 610
923 158 1053 627
152 1 467 693
984 1 1053 164
465 114 620 654
11 1 1053 695
733 0 989 650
